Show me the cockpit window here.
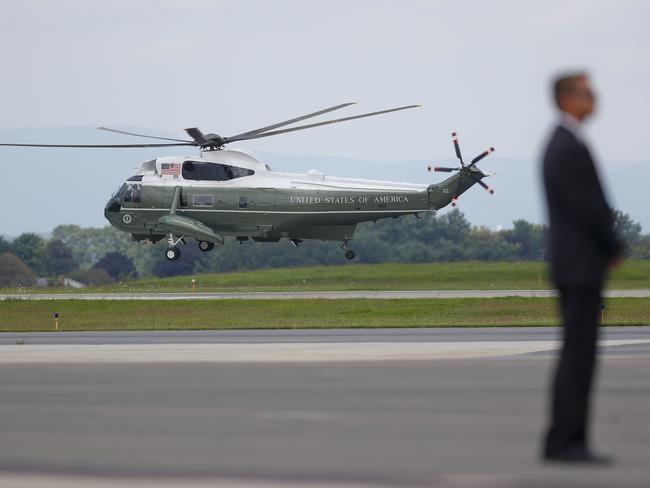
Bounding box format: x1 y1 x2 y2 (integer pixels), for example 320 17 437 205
127 175 143 181
112 183 127 199
182 161 255 181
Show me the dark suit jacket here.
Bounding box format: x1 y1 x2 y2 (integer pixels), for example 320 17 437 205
542 125 622 287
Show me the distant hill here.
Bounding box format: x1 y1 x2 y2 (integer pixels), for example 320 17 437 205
0 127 647 235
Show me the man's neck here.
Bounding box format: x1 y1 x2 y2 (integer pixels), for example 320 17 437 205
561 111 582 126
560 111 585 143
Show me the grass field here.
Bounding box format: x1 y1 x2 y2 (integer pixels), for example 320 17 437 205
2 261 648 332
1 297 648 332
3 260 650 294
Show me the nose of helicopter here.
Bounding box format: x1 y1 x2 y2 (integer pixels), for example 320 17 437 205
105 183 126 221
104 194 122 225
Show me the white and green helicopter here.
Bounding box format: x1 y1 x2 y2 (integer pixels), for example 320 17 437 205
0 103 495 261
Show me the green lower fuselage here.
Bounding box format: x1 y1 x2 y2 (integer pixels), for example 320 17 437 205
105 170 479 243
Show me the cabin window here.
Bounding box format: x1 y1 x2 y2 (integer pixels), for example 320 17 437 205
239 196 248 209
123 183 141 203
193 194 214 207
182 161 255 181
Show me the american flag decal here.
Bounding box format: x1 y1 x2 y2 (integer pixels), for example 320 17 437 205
161 163 181 176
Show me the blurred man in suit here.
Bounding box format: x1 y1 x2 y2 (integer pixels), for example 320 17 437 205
541 72 623 464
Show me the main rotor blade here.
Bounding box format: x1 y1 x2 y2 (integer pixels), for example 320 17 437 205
97 127 194 143
433 167 458 172
227 102 356 140
227 105 421 142
184 128 211 145
0 142 195 148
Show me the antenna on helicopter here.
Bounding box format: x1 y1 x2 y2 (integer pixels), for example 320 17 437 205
0 103 420 150
431 132 496 206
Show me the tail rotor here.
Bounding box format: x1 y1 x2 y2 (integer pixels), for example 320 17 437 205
428 131 496 206
452 131 464 167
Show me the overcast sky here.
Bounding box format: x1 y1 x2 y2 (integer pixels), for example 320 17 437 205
1 0 649 235
1 0 648 160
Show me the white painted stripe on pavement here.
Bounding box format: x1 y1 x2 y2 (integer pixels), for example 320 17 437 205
2 289 650 300
0 340 647 364
0 474 375 488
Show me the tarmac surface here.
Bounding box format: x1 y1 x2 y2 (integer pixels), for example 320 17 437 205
1 327 649 487
2 289 650 300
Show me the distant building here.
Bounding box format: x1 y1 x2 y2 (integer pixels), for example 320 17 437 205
56 276 86 289
35 278 49 288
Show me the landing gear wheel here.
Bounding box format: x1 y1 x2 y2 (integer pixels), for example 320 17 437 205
198 241 214 252
165 246 181 261
344 249 356 260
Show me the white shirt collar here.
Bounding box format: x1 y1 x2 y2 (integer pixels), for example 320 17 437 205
559 111 586 144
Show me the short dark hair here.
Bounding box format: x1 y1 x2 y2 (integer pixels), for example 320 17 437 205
553 72 588 107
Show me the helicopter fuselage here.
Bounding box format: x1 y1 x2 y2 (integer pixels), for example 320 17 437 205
104 149 479 250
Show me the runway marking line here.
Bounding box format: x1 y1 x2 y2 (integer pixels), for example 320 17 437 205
0 474 377 488
0 340 647 364
1 289 650 300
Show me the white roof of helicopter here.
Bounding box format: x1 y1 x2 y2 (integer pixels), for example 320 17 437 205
151 149 266 172
142 149 427 193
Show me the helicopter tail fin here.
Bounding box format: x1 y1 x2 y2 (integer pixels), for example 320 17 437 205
428 169 490 209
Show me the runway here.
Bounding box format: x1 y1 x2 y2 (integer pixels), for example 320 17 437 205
1 327 650 363
1 327 650 487
2 288 650 300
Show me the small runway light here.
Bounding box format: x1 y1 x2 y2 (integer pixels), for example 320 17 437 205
54 312 60 331
192 279 196 294
601 304 606 325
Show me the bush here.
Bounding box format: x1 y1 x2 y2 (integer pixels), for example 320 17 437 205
67 268 115 286
93 251 137 280
0 253 37 287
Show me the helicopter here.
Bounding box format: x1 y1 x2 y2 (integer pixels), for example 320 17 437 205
0 103 496 261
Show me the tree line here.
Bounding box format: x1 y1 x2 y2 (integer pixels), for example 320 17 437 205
1 209 648 287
